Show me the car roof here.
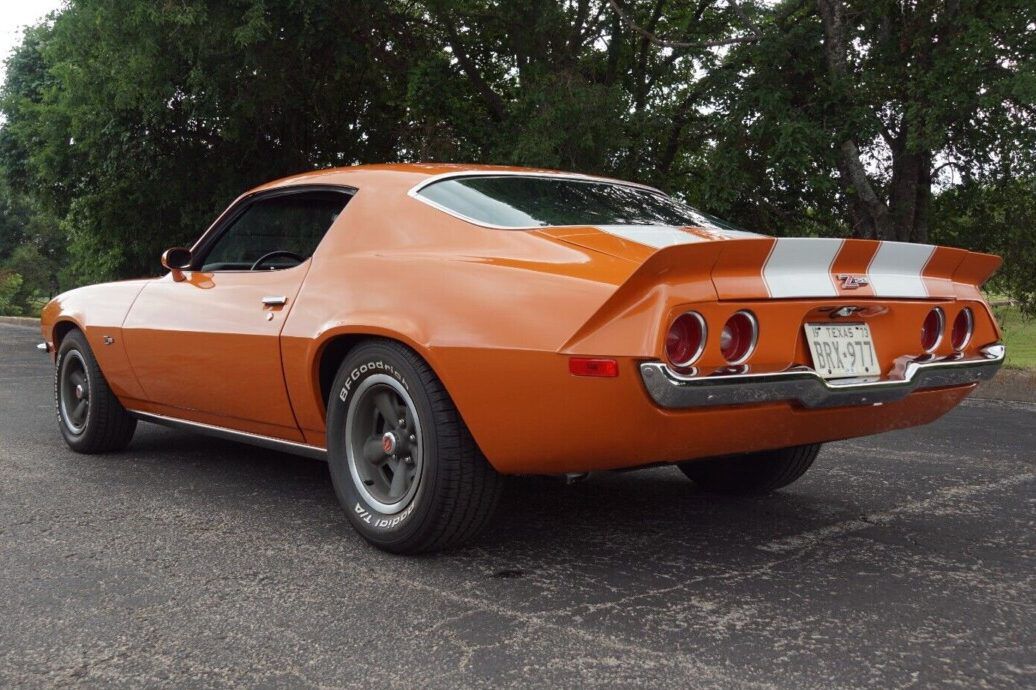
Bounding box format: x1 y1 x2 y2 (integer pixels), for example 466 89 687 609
249 163 655 195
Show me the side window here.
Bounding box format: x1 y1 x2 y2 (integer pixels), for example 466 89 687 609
200 190 351 271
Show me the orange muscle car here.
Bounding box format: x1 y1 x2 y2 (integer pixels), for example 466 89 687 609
40 164 1005 552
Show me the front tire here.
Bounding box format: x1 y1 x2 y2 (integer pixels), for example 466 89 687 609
677 443 821 495
55 330 137 453
326 340 502 553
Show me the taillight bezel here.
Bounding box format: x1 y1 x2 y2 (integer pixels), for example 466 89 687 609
666 311 707 368
951 307 974 352
719 310 759 365
921 307 945 353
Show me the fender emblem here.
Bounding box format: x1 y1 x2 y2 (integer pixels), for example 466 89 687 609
838 274 869 289
102 336 115 345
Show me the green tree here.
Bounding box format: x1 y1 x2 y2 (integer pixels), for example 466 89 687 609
0 0 1032 312
0 271 23 315
812 0 1035 242
2 0 425 282
931 178 1036 315
620 0 1036 240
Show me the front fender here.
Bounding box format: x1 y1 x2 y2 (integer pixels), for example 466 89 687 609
39 280 151 401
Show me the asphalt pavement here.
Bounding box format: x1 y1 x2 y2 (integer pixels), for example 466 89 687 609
1 323 1033 688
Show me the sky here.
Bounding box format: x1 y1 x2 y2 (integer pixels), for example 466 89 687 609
0 0 65 84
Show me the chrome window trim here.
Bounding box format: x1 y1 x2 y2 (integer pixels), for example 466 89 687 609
406 171 667 230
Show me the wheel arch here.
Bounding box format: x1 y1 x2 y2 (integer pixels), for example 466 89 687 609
311 326 448 418
51 318 84 352
315 332 366 411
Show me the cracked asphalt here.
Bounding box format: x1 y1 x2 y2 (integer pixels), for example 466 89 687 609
1 323 1033 688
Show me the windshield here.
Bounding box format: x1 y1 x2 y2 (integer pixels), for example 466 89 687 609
415 175 745 232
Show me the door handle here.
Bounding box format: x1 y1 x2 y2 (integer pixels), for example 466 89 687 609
262 295 288 306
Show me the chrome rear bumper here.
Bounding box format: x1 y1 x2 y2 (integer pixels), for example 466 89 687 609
639 345 1005 410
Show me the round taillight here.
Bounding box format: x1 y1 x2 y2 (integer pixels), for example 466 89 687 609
951 308 973 351
720 311 758 364
666 312 706 367
920 307 944 353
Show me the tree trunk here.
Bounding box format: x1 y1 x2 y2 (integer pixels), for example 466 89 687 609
436 15 507 123
840 139 896 240
817 0 895 241
888 149 935 243
913 153 931 243
817 0 938 244
890 149 919 243
837 157 876 238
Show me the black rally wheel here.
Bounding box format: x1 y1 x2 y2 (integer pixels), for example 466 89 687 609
677 443 821 495
326 339 502 553
55 329 137 453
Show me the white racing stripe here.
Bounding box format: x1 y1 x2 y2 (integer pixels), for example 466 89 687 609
594 225 708 248
868 241 935 297
586 228 943 299
762 238 843 298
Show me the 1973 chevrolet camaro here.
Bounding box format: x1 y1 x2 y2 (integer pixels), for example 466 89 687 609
39 164 1005 552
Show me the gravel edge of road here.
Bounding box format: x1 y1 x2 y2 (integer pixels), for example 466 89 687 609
0 316 41 328
976 368 1036 403
4 317 1033 403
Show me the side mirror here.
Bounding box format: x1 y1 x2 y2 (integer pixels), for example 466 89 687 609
161 247 192 281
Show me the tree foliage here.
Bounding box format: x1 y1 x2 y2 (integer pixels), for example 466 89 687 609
931 177 1036 314
0 0 1033 314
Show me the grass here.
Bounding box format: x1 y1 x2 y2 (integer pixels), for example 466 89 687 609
991 303 1036 370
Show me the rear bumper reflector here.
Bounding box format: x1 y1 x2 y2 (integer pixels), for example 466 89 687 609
639 345 1004 410
569 357 619 377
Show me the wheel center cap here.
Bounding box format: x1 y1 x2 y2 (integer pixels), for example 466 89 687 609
74 384 85 400
381 432 398 455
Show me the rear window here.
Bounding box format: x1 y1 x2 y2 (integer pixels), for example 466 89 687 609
415 175 743 231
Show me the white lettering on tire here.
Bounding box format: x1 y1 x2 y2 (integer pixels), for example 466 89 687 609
354 500 416 530
339 359 408 402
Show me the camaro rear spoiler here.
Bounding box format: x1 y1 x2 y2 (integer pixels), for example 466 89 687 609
561 237 1000 354
613 237 1000 302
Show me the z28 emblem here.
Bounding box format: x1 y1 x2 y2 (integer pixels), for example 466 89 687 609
838 274 869 289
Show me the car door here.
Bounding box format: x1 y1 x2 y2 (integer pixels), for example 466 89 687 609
121 187 352 441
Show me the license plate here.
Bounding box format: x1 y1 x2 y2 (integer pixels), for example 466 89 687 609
804 323 879 379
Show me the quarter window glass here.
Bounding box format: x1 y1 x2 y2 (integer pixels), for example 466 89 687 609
201 191 350 271
417 176 746 232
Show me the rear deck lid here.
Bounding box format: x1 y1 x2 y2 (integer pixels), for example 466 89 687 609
540 226 1001 300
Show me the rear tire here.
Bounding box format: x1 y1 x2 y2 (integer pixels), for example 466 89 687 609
677 443 821 495
55 330 137 453
326 340 502 554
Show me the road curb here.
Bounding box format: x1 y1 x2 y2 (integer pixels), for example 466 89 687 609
975 368 1036 404
0 316 40 328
